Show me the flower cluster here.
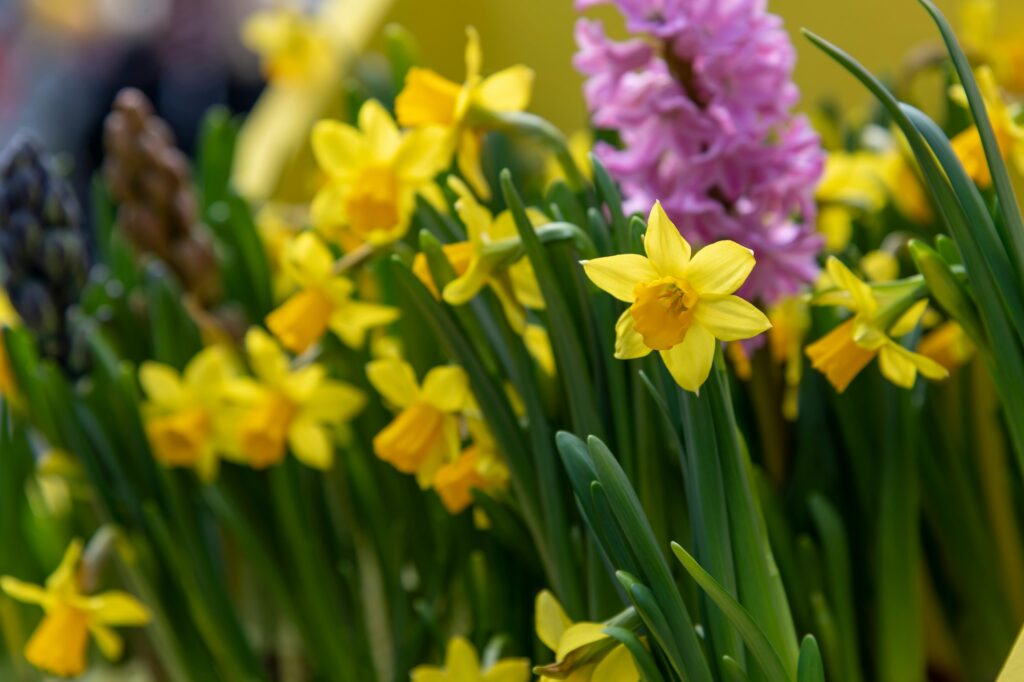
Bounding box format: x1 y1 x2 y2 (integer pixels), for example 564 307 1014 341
574 0 825 304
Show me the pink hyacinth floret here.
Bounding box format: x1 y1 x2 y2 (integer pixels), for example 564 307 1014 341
575 0 825 303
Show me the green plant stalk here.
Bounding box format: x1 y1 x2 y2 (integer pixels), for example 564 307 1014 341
876 386 924 682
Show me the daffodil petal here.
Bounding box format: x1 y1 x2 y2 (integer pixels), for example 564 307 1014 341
245 327 289 385
826 256 876 315
694 295 772 342
592 644 640 682
582 255 658 302
556 623 607 661
660 325 715 393
410 667 446 682
303 381 366 423
283 231 335 284
457 131 491 200
443 258 490 305
509 260 545 310
483 658 532 682
311 120 365 180
366 358 420 408
477 65 534 112
685 241 755 295
446 636 481 679
878 343 921 389
89 625 124 661
46 539 84 591
396 127 452 183
0 577 49 607
329 301 400 349
288 418 333 469
86 591 151 626
310 183 349 238
138 363 185 406
889 299 930 337
359 99 401 161
535 590 572 652
614 309 652 360
644 202 690 278
421 366 469 412
464 26 482 82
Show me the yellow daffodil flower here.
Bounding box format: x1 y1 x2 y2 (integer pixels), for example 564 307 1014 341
1 540 150 678
0 289 20 397
310 100 449 249
366 358 469 486
230 328 365 470
806 257 948 392
412 177 545 331
523 324 556 376
918 320 976 373
581 202 771 392
241 6 333 85
950 67 1024 188
139 345 239 482
266 231 399 353
535 590 639 682
396 27 533 199
411 636 530 682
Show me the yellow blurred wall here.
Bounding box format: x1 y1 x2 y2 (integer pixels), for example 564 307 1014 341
381 0 1023 131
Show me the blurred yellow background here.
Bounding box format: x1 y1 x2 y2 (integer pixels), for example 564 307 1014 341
382 0 1022 131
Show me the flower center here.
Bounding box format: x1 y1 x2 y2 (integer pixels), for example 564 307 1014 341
629 277 698 351
25 602 90 678
239 392 297 468
146 408 211 467
346 166 401 238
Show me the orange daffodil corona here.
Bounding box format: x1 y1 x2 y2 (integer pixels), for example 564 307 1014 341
266 231 400 354
1 540 150 678
806 256 949 392
311 100 450 250
396 27 534 199
231 328 365 470
582 202 771 392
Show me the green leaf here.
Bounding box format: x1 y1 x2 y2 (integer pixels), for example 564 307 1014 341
915 0 1024 279
797 636 825 682
671 543 790 682
500 170 604 439
587 436 713 682
604 625 666 682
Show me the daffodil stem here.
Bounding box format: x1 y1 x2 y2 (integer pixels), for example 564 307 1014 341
479 110 589 194
332 243 375 275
